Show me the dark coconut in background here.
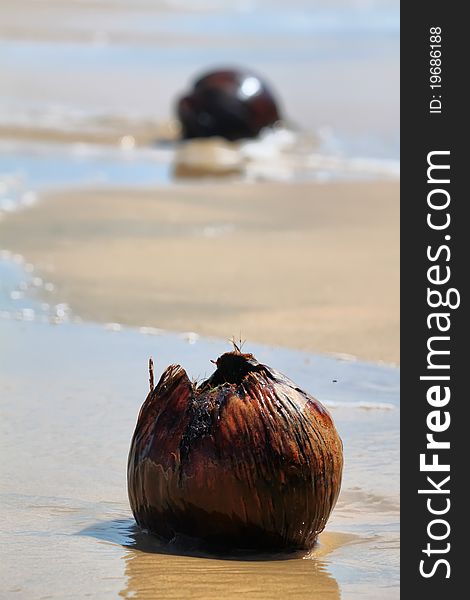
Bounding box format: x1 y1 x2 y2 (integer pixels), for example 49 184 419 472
176 69 282 141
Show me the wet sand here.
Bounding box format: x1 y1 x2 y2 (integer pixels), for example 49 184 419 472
0 286 399 599
0 180 399 364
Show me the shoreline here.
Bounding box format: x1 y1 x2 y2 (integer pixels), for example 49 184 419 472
0 179 399 364
1 1 400 597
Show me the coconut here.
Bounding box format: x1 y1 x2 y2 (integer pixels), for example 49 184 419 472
128 350 343 553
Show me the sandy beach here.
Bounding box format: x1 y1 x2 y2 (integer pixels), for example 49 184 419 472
1 0 399 598
0 180 399 364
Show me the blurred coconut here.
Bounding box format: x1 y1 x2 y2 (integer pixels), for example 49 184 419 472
176 68 282 142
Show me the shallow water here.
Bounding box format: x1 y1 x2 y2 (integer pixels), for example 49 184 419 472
0 0 399 130
0 0 399 191
0 258 399 598
0 136 399 219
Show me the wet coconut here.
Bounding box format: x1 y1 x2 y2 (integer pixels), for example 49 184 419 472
128 350 343 553
176 68 282 141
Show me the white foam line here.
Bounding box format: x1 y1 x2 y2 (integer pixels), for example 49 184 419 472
325 401 395 411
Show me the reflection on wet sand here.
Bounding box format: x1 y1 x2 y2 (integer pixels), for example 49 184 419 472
120 548 340 600
81 518 345 600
